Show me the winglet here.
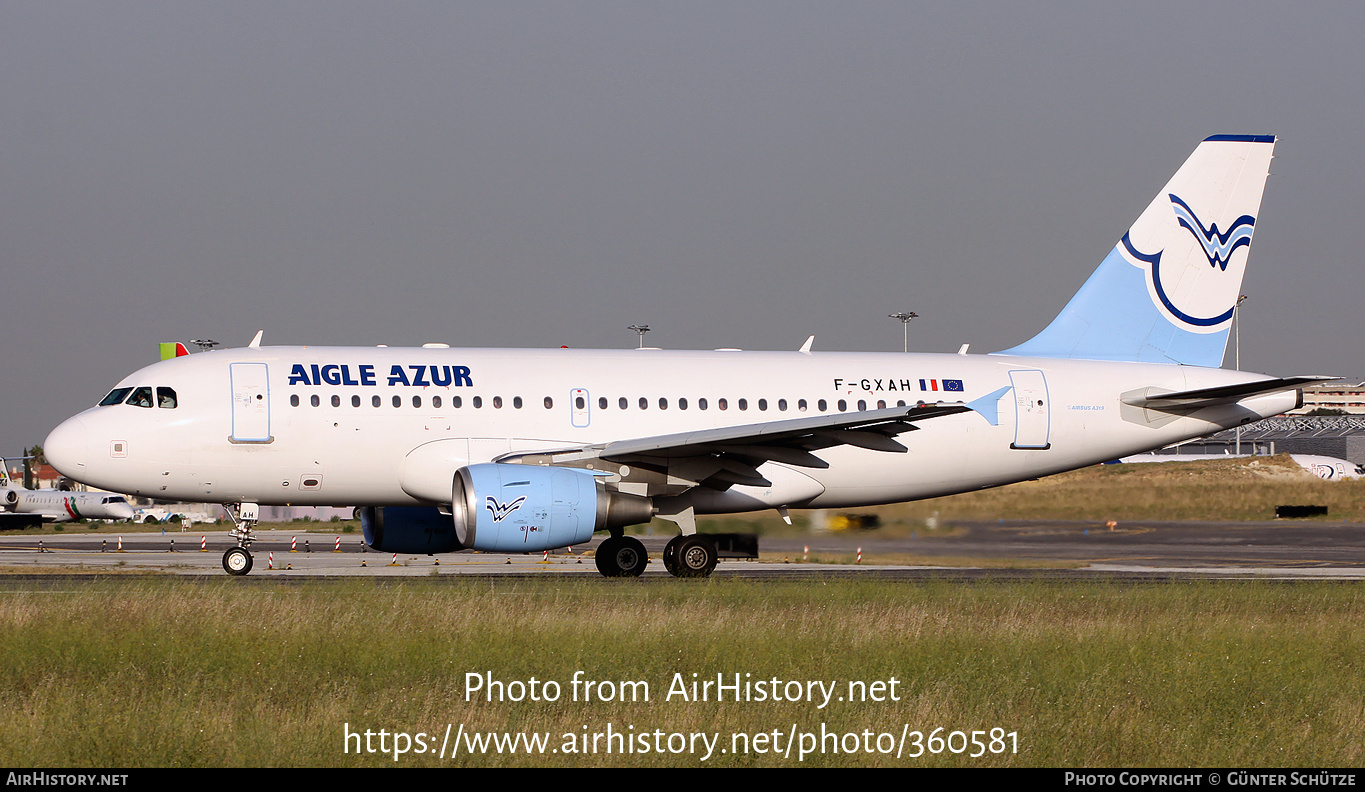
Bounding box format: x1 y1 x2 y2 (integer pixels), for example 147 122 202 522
799 336 815 354
966 386 1012 426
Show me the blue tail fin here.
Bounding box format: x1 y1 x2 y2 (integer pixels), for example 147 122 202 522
997 135 1275 367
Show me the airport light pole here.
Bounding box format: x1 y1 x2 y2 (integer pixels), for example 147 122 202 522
627 325 651 349
888 312 918 353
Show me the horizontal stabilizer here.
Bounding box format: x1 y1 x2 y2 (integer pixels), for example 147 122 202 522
967 386 1013 426
1121 376 1334 410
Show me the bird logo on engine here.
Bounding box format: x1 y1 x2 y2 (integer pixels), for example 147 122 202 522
485 495 527 523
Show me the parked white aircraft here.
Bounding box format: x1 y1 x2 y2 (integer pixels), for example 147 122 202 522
1117 453 1364 480
44 135 1325 576
0 467 136 523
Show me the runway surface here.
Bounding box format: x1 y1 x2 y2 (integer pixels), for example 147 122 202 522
3 519 1364 580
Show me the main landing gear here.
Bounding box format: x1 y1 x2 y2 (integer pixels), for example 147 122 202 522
662 533 717 578
594 535 649 577
221 502 260 577
592 533 720 578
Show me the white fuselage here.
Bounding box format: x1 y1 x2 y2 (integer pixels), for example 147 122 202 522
43 345 1296 513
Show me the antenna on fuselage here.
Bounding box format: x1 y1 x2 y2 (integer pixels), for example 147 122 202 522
190 339 219 352
627 325 651 349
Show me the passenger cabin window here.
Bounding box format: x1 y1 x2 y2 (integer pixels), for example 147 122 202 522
156 387 178 409
290 395 300 407
100 387 134 406
433 396 442 408
126 387 154 408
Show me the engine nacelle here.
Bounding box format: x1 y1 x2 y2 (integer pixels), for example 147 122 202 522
360 464 654 555
452 463 653 553
360 505 463 554
2 489 17 511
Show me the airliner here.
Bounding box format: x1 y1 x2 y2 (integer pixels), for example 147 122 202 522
1116 453 1365 480
43 135 1325 577
0 467 136 523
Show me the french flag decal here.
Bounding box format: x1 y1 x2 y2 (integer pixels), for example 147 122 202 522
919 379 964 392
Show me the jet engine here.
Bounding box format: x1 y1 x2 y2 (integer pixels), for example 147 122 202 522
452 463 652 552
360 464 653 555
359 505 461 554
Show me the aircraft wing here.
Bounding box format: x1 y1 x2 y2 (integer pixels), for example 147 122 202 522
497 402 972 489
1121 376 1334 411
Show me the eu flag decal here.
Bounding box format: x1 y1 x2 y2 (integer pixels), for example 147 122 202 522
943 379 964 392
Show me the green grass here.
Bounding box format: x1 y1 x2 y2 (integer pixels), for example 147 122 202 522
0 577 1361 767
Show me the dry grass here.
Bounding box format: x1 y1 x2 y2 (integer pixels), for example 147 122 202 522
695 456 1365 537
0 577 1361 767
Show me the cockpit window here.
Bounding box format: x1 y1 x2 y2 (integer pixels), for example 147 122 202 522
102 496 128 504
99 387 134 406
157 387 178 409
126 387 154 408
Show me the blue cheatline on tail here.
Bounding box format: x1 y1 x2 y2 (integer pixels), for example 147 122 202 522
997 135 1275 367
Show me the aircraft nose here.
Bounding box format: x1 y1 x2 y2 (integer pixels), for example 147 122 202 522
45 417 89 478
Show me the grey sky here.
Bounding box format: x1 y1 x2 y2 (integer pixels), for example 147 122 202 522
3 1 1363 455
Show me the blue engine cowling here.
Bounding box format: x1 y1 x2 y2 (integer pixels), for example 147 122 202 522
360 464 653 555
452 463 652 553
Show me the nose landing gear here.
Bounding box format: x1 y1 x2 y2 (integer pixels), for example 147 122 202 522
222 502 259 576
222 545 253 575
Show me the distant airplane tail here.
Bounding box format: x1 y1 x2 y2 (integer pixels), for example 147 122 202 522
997 135 1275 368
